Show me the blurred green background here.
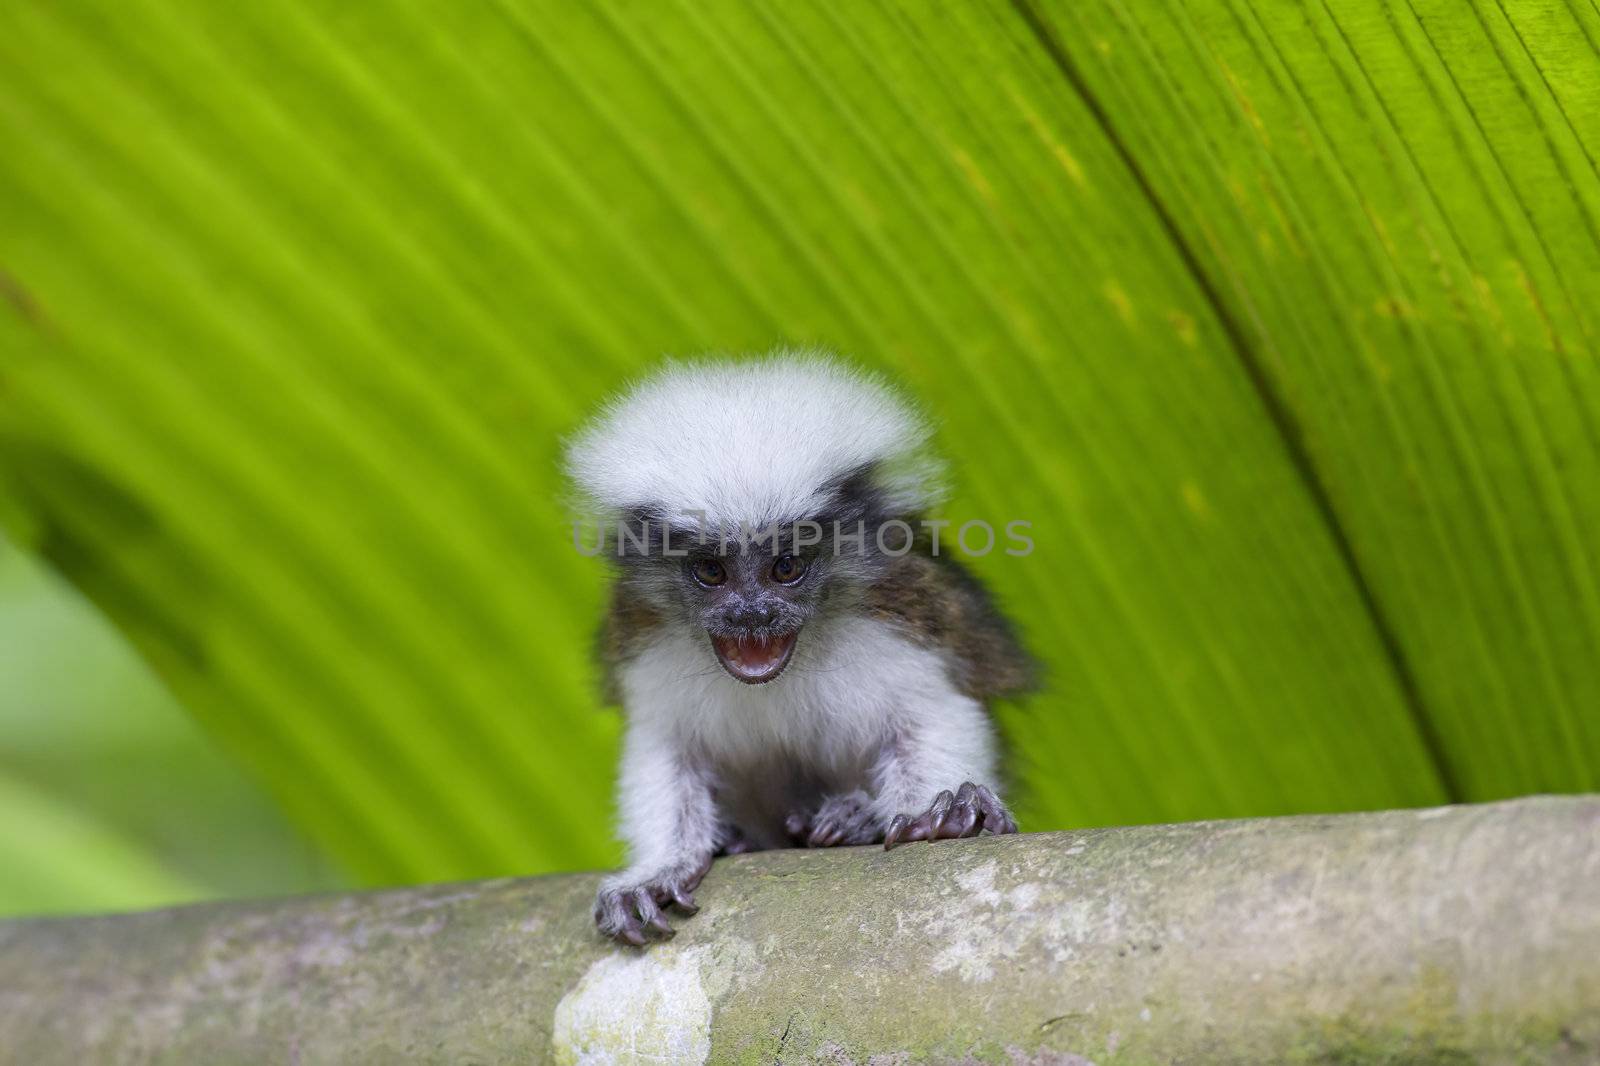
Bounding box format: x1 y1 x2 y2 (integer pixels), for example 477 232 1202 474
0 542 339 913
2 0 1598 916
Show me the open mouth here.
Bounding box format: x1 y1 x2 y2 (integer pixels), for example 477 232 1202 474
710 630 799 684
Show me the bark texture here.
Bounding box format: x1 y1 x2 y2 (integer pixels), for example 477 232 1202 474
1 796 1597 1064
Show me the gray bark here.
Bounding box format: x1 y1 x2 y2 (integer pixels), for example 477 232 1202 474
1 796 1597 1064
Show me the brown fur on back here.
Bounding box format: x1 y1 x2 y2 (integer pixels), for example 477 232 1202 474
599 584 664 705
864 552 1036 702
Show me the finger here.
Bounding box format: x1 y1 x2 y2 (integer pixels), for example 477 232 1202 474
669 886 699 915
925 789 956 839
936 782 980 839
975 785 1019 835
884 813 912 850
632 890 674 939
601 895 650 947
935 799 979 839
597 893 636 945
808 819 844 847
784 813 808 840
897 811 935 845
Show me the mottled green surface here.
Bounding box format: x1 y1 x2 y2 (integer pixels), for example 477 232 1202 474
2 797 1595 1064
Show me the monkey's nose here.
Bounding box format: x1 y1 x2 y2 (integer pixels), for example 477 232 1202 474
725 607 778 629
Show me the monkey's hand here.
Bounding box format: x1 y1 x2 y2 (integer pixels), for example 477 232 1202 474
593 853 712 947
784 789 882 847
715 823 758 856
883 781 1018 850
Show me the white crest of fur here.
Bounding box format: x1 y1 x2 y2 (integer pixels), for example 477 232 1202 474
565 350 941 527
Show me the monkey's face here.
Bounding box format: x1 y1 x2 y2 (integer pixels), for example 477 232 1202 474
679 545 826 684
611 489 888 685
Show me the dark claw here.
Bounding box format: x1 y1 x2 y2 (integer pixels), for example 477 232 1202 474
595 853 714 946
936 781 979 839
621 889 670 939
941 799 979 839
806 818 844 847
973 782 1019 835
884 781 1018 851
635 893 674 938
798 790 879 848
897 809 936 845
925 789 955 838
887 810 932 848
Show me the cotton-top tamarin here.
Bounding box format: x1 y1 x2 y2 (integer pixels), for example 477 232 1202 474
565 351 1034 945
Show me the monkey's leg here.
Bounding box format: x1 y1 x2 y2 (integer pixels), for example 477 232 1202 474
883 781 1019 850
868 695 1017 849
593 726 719 946
783 790 882 847
593 853 713 946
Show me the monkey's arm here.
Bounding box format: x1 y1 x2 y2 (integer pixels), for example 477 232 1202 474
869 686 1018 848
593 716 719 945
787 634 1020 850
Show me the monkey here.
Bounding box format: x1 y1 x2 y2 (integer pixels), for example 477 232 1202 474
564 350 1035 945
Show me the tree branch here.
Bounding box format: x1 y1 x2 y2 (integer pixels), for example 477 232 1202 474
2 796 1597 1063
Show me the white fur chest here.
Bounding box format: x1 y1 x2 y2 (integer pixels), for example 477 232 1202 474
619 616 954 772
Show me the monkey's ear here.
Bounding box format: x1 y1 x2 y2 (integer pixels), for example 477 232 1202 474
819 459 943 526
817 463 886 525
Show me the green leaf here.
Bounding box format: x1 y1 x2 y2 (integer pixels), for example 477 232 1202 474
0 768 202 916
1 0 1594 888
0 539 343 914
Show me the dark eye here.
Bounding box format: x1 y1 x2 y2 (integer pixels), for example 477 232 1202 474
690 558 727 587
770 554 807 585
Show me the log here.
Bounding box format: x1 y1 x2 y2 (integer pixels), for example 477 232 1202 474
1 796 1597 1064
